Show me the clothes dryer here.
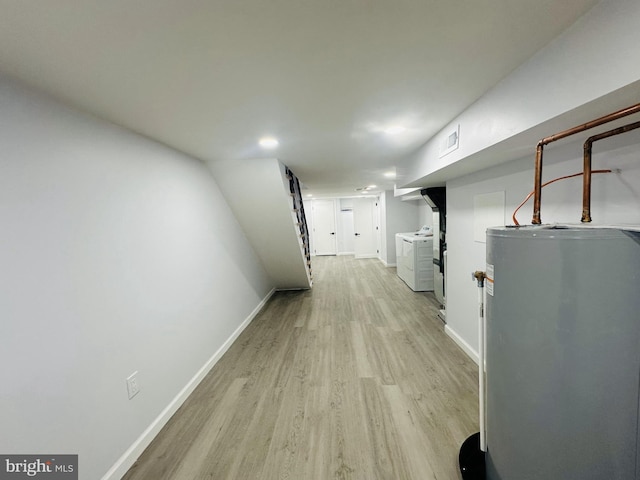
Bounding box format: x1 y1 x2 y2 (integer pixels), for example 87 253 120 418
395 232 434 292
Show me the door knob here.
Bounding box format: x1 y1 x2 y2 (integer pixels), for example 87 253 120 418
330 232 335 235
355 233 361 236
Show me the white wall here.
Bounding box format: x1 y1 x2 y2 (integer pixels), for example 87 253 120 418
309 194 419 264
0 76 274 479
379 193 388 262
446 131 640 361
338 199 355 254
380 191 422 266
208 158 311 289
400 0 640 188
307 197 383 257
418 201 434 230
396 0 640 362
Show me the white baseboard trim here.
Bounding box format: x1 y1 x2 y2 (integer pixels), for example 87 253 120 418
444 324 479 365
101 287 276 480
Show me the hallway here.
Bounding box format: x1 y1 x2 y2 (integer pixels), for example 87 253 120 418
123 256 479 479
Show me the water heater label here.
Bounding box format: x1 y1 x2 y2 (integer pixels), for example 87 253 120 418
486 264 494 296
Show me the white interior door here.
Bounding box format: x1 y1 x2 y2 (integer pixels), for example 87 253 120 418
339 208 355 254
312 199 337 255
353 197 377 258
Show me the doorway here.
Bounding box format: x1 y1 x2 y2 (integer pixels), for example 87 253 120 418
308 197 379 258
353 197 378 258
311 199 337 255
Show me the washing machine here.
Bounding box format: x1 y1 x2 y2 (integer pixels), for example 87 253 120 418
395 232 434 292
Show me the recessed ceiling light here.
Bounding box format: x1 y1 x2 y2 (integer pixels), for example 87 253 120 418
384 125 406 135
259 137 279 149
367 184 377 189
384 171 396 178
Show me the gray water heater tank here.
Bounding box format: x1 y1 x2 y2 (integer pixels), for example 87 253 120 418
485 226 640 480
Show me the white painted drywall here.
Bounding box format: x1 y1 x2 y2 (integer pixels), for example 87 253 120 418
418 201 434 230
379 193 388 263
397 0 640 362
379 191 422 266
400 0 640 188
208 158 311 289
308 193 420 265
446 131 640 360
0 76 274 479
338 199 356 254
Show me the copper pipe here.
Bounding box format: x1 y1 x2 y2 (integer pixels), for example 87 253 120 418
532 143 544 224
532 102 640 224
581 119 640 222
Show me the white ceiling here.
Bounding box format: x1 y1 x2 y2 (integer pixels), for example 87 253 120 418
0 0 600 197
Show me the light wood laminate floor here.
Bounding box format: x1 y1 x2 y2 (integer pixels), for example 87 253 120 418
123 256 479 480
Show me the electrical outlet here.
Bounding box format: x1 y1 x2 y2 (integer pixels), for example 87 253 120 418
126 371 140 399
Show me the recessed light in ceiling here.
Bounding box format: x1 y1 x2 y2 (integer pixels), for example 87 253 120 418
384 125 406 135
384 171 396 178
259 137 279 149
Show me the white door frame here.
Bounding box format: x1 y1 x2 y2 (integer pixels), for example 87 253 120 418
311 199 337 255
353 197 378 259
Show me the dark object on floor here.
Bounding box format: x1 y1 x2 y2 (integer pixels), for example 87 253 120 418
459 432 485 480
